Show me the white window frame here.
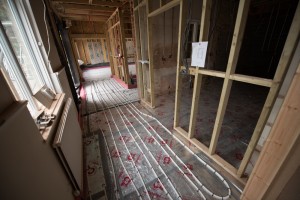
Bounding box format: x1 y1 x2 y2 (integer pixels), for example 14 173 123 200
0 23 38 112
10 0 55 90
0 0 56 116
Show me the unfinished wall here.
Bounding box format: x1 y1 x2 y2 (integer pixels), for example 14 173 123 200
0 79 74 200
206 0 239 71
258 41 300 149
151 6 179 96
69 21 110 65
149 0 202 96
126 38 135 63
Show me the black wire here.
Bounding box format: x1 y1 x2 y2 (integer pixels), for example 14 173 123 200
208 0 221 41
181 0 192 74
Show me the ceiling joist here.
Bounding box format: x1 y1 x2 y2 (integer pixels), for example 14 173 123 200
61 4 116 12
64 9 113 16
49 0 130 23
61 13 108 21
50 0 124 7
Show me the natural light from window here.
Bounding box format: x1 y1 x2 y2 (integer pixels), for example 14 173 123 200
0 0 43 94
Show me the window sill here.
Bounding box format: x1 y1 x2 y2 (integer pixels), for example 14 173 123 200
39 93 65 141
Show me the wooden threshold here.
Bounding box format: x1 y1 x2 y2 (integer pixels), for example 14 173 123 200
174 126 247 186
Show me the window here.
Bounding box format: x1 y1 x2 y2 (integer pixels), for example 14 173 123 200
0 0 54 116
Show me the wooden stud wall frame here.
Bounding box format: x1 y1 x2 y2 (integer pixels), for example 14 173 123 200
241 62 300 199
134 0 182 108
133 0 299 184
133 1 146 100
174 0 187 128
106 8 130 85
69 21 110 69
172 0 300 183
133 0 154 107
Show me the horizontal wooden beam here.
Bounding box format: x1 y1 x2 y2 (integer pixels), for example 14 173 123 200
180 66 272 86
134 0 146 11
148 0 180 18
70 33 105 39
61 15 106 22
51 0 123 7
64 9 112 16
198 69 225 78
60 13 108 21
60 4 115 12
180 66 226 78
108 21 120 31
173 126 246 185
174 126 189 137
106 8 119 22
180 66 197 75
229 74 273 87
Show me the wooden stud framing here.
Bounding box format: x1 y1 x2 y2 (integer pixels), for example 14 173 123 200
188 0 212 139
139 5 151 101
237 2 300 177
174 0 188 127
108 27 119 76
63 9 112 17
70 33 105 39
146 0 155 107
61 14 108 22
208 0 251 155
106 30 115 75
119 8 130 84
58 4 115 12
139 5 149 101
229 74 272 87
134 0 146 11
108 21 121 31
68 32 83 80
71 40 80 62
83 39 92 63
134 10 143 98
100 38 108 62
74 39 86 63
148 0 180 18
70 38 110 64
51 0 123 7
241 61 300 199
128 0 295 184
106 7 134 85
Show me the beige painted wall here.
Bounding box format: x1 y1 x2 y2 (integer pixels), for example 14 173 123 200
0 102 74 200
29 0 62 72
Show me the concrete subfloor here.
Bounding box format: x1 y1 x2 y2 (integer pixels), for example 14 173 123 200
81 78 245 199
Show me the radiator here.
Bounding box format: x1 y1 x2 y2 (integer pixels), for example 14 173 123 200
53 98 83 193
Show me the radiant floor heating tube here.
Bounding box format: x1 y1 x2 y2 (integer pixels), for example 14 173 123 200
94 82 186 199
94 83 172 199
106 79 232 199
89 95 121 199
104 79 231 200
92 83 152 200
90 87 145 200
99 128 119 199
99 81 206 199
82 116 93 200
94 83 175 200
105 79 231 199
